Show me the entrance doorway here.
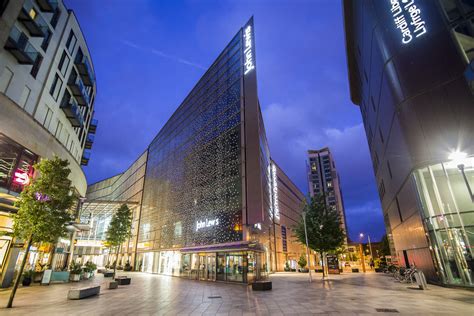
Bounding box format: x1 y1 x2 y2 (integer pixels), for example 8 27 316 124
198 253 216 281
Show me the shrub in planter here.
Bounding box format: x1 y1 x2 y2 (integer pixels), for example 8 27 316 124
83 261 97 279
124 261 132 271
283 262 290 272
297 254 307 272
69 261 82 282
22 270 34 286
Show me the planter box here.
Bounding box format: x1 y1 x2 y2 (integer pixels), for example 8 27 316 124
115 276 131 285
315 269 324 273
51 271 70 283
375 268 383 273
70 273 81 282
103 271 114 278
107 281 118 289
351 268 359 273
252 281 272 291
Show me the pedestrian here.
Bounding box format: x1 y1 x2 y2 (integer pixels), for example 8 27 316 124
370 259 374 270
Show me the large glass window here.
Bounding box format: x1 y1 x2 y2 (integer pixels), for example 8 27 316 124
414 156 474 287
0 133 37 194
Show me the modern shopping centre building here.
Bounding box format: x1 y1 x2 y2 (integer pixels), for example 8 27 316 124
0 0 97 287
344 0 474 287
81 18 307 283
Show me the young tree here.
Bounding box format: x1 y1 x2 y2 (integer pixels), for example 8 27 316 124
298 254 307 271
105 204 132 277
7 157 75 308
294 194 346 277
380 234 391 257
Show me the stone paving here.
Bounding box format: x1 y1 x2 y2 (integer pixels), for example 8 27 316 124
0 271 472 315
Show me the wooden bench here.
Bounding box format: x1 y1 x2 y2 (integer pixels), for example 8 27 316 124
67 285 100 300
252 281 272 291
115 276 131 285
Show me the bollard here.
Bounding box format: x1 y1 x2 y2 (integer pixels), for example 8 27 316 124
414 271 427 290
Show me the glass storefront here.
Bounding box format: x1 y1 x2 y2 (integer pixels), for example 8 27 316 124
138 249 266 283
414 155 474 287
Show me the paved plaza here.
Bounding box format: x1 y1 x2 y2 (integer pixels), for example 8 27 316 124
0 271 472 315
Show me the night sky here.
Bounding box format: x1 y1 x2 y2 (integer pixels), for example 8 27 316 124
67 0 385 242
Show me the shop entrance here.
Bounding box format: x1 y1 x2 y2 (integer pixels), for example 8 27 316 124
198 253 216 281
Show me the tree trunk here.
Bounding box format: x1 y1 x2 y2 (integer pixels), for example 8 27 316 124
320 252 325 278
47 241 56 270
7 235 33 308
113 244 121 278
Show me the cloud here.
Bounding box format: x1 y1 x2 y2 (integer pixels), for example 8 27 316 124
121 39 206 70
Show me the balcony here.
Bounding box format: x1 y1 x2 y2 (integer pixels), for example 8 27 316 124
89 118 98 134
36 0 58 12
4 26 39 65
68 72 90 106
18 2 49 37
74 49 95 86
81 152 90 166
84 134 94 149
60 94 84 128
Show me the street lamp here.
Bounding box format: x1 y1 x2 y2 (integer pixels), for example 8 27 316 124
302 212 312 283
449 150 474 202
360 233 373 259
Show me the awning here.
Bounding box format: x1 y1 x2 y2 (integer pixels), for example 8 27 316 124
180 241 265 254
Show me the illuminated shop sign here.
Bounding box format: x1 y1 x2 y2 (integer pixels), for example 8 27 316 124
271 164 280 220
196 218 219 232
243 25 255 75
390 0 427 44
13 169 30 186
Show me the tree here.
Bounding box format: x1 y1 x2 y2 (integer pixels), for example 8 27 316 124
380 234 391 257
7 157 75 308
105 204 132 277
298 254 307 270
294 194 345 277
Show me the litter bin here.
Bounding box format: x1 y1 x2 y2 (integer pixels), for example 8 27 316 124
414 270 427 290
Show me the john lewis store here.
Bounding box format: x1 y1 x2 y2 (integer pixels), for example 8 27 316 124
85 18 307 283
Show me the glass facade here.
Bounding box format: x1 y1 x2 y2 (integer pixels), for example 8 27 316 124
139 32 243 251
414 156 474 287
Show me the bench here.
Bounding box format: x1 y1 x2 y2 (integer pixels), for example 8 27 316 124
252 281 272 291
67 285 100 300
115 276 131 285
107 281 118 289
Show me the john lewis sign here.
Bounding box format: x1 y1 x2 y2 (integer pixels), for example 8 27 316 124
196 218 219 232
243 25 255 75
390 0 427 44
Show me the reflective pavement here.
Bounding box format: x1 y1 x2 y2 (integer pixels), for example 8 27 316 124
0 271 472 315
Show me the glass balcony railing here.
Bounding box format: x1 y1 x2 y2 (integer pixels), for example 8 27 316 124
4 25 39 65
89 118 98 134
81 151 91 166
18 2 49 37
60 95 84 128
85 134 94 149
68 72 90 106
75 49 95 86
36 0 58 13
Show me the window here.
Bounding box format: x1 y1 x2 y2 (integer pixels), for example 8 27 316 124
43 107 53 129
64 132 70 147
58 51 70 76
379 180 385 199
19 86 31 109
55 120 63 138
379 127 384 143
395 197 403 222
371 95 376 111
30 55 43 78
41 30 52 51
66 30 77 55
387 160 393 179
0 67 13 93
49 73 62 101
50 8 60 29
373 151 379 172
28 7 37 20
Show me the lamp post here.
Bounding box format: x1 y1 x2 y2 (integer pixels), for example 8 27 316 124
302 212 312 283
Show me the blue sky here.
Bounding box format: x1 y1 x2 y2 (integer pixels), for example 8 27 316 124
67 0 385 242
